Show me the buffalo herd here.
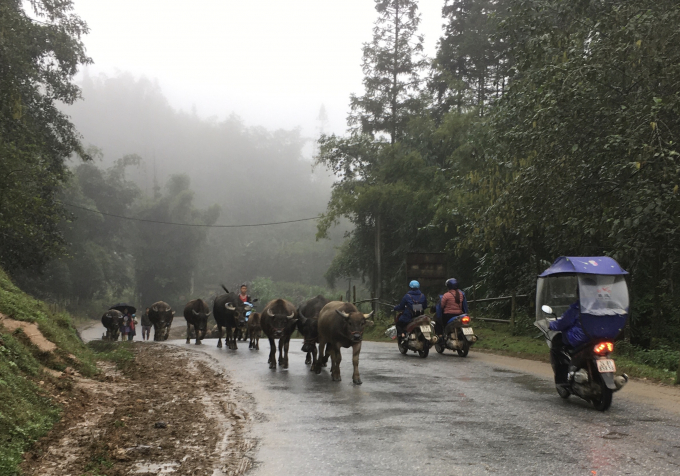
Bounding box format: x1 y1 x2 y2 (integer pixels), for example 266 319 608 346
101 288 374 384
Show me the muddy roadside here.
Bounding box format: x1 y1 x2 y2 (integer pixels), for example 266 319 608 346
21 343 255 476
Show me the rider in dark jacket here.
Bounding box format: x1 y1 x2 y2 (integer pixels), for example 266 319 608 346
394 281 427 340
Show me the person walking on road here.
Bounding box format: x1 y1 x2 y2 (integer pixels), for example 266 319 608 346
141 308 152 341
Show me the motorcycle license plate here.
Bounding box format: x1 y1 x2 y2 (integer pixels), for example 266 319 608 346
596 359 616 373
420 325 431 333
462 327 474 336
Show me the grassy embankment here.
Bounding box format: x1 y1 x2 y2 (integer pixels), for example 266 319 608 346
364 311 679 385
0 267 133 476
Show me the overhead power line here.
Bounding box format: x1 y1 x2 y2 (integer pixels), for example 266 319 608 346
60 201 320 228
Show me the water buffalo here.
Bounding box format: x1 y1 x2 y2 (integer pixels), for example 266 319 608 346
213 285 253 349
313 301 373 385
234 313 249 341
296 295 330 366
183 299 211 345
260 299 297 369
101 309 123 341
248 312 261 350
148 301 175 341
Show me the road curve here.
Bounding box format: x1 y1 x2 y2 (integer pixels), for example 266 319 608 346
162 338 680 476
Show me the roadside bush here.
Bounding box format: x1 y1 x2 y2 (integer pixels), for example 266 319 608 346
615 342 679 372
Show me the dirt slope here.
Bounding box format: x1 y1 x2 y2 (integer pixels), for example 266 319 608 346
21 344 255 476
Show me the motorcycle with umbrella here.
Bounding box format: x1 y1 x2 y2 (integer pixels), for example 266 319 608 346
535 256 629 411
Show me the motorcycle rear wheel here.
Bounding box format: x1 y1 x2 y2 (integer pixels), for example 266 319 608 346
398 338 408 355
435 340 445 354
592 381 613 411
418 347 429 358
457 340 469 357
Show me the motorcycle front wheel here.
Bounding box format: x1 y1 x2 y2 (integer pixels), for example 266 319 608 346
398 338 408 355
418 346 429 358
435 340 445 354
457 339 469 357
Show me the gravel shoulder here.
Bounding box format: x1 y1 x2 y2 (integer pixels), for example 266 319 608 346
21 343 255 476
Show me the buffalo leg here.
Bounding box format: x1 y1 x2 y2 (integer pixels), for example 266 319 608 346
321 343 330 367
268 337 277 369
186 322 191 344
351 342 362 385
331 345 342 382
255 333 260 350
282 337 290 369
309 344 318 371
278 338 284 365
231 328 238 350
305 351 312 365
313 338 325 374
194 324 202 345
217 325 223 348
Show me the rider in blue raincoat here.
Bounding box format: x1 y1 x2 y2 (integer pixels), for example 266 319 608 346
394 280 427 340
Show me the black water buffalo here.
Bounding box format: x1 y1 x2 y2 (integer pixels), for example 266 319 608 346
213 285 253 350
248 312 261 350
183 299 211 345
261 299 297 369
296 295 330 366
234 313 249 341
101 309 123 341
313 301 373 384
148 301 175 341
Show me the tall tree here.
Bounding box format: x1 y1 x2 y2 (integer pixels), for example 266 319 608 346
349 0 427 144
317 0 429 305
0 0 91 272
432 0 511 116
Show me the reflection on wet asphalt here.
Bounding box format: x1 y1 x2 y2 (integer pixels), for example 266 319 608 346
166 339 680 476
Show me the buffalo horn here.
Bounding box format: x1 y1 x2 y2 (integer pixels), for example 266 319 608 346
192 310 199 316
267 308 275 317
207 311 212 316
225 303 236 311
152 305 158 312
287 310 295 319
335 309 350 319
297 307 307 323
364 311 375 318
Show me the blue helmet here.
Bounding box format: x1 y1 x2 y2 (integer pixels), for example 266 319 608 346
409 280 420 290
446 278 459 290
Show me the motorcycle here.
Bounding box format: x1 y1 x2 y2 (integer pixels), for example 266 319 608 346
434 314 477 357
535 256 629 411
397 315 438 358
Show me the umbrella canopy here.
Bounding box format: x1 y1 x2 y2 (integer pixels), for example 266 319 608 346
110 303 136 314
538 256 628 277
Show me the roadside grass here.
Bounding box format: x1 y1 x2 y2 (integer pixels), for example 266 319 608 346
87 340 135 370
0 267 105 476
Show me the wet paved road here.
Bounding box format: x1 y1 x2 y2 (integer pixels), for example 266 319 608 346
161 337 680 476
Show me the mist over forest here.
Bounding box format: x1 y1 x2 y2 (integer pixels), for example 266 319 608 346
11 72 348 312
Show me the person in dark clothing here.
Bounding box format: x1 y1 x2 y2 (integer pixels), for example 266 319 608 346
393 280 427 341
141 308 152 340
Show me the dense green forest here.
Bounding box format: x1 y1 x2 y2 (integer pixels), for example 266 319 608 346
2 0 680 351
317 0 680 349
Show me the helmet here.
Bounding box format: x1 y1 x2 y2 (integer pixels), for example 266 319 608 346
409 280 420 290
446 278 459 290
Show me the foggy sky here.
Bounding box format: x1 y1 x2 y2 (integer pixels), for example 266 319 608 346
73 0 446 139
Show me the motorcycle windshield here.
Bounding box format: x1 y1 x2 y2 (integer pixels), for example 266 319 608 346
578 275 628 316
535 275 578 322
578 275 629 339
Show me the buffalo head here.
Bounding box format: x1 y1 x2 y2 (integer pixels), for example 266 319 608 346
336 309 374 343
191 308 212 340
266 306 296 339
